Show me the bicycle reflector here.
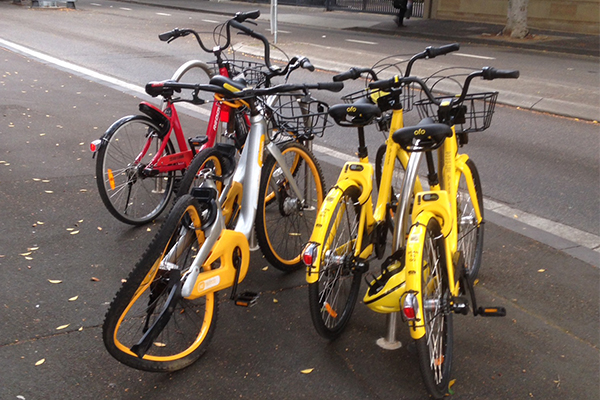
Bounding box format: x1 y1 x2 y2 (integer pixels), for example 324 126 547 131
90 139 102 153
403 292 419 320
302 243 319 267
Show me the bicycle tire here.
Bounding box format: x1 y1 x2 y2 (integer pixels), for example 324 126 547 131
457 158 484 281
96 115 176 225
176 146 225 198
256 141 325 272
102 195 218 372
413 217 454 399
308 185 363 340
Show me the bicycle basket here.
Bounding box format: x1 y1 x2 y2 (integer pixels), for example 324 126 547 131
264 93 331 141
219 60 270 87
414 91 498 134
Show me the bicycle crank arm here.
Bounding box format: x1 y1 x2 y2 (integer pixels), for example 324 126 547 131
130 269 182 358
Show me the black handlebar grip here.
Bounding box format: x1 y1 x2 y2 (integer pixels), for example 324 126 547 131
158 30 177 42
482 67 520 80
333 67 366 82
234 10 260 22
426 43 460 58
317 81 344 92
368 76 400 90
301 57 315 72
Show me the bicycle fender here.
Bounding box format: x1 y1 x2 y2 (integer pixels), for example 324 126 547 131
334 162 374 206
404 211 437 340
411 190 452 237
186 230 250 299
455 155 483 224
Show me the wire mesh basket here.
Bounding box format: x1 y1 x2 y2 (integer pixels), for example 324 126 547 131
209 60 270 87
414 91 499 133
263 93 331 141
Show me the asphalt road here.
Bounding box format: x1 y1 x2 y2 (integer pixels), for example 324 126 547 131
0 2 598 399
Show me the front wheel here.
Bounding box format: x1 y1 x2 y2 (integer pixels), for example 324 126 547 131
308 185 363 340
102 195 218 372
96 115 176 225
256 141 325 272
414 217 453 399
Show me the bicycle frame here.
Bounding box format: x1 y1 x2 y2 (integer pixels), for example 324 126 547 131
401 126 483 339
305 108 423 283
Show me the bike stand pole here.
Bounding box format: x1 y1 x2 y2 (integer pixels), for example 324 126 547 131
376 312 402 350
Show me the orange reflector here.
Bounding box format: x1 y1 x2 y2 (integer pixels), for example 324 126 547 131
434 356 444 366
324 302 338 318
107 169 115 190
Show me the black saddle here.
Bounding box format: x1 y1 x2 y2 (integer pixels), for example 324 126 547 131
329 102 382 127
392 118 453 152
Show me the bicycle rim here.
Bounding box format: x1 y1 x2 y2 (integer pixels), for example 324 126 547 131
103 196 217 372
308 186 362 340
415 218 453 398
97 117 175 225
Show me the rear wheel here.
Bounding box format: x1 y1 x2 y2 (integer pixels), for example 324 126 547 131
414 217 453 399
96 115 176 225
457 159 484 281
308 185 363 340
176 147 225 198
256 141 325 272
102 195 218 372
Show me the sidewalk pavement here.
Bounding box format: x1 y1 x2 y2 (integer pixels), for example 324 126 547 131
117 0 599 58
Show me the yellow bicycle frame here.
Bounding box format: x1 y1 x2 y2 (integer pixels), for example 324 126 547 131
404 126 484 339
306 108 423 284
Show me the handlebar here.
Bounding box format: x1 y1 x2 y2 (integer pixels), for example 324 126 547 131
145 79 343 104
368 66 519 107
332 43 461 85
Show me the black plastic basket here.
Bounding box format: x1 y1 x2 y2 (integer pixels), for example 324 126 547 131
341 84 415 112
264 94 331 141
414 91 498 133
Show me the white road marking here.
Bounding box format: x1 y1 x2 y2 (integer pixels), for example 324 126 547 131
201 19 220 24
346 39 378 45
156 13 171 16
266 29 291 34
119 7 132 11
453 53 496 60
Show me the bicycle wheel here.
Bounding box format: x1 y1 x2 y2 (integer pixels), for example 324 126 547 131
96 115 176 225
308 185 363 340
103 195 218 372
375 143 406 233
456 159 484 281
414 217 453 399
256 141 325 272
176 147 225 197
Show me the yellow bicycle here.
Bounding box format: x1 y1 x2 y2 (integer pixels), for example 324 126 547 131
360 66 519 398
302 44 460 339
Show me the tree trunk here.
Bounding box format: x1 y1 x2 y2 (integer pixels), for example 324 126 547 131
503 0 529 39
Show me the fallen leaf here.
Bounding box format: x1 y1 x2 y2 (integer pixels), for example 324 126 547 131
78 219 84 223
537 269 545 273
35 358 45 366
147 228 152 232
97 227 103 231
78 327 83 331
56 324 70 330
32 178 41 181
48 279 62 284
25 257 33 260
301 368 314 374
20 252 32 256
66 228 74 231
70 230 80 235
273 299 279 303
44 190 53 194
28 247 39 251
68 296 78 301
36 221 44 225
154 342 167 347
262 266 268 271
90 277 100 282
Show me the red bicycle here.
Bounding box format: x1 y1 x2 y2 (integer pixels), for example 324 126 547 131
91 11 298 225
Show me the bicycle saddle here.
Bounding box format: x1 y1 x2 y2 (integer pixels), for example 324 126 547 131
392 117 452 152
145 80 182 98
328 103 381 127
209 75 247 97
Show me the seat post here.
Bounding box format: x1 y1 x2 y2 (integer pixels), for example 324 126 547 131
357 126 368 160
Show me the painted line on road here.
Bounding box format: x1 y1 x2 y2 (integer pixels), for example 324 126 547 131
453 53 496 60
346 39 378 45
1 39 596 264
119 7 132 11
156 12 171 16
202 19 220 24
0 38 211 118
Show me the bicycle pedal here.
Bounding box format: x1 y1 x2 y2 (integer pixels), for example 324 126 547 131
234 291 259 307
189 135 209 147
476 306 506 317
